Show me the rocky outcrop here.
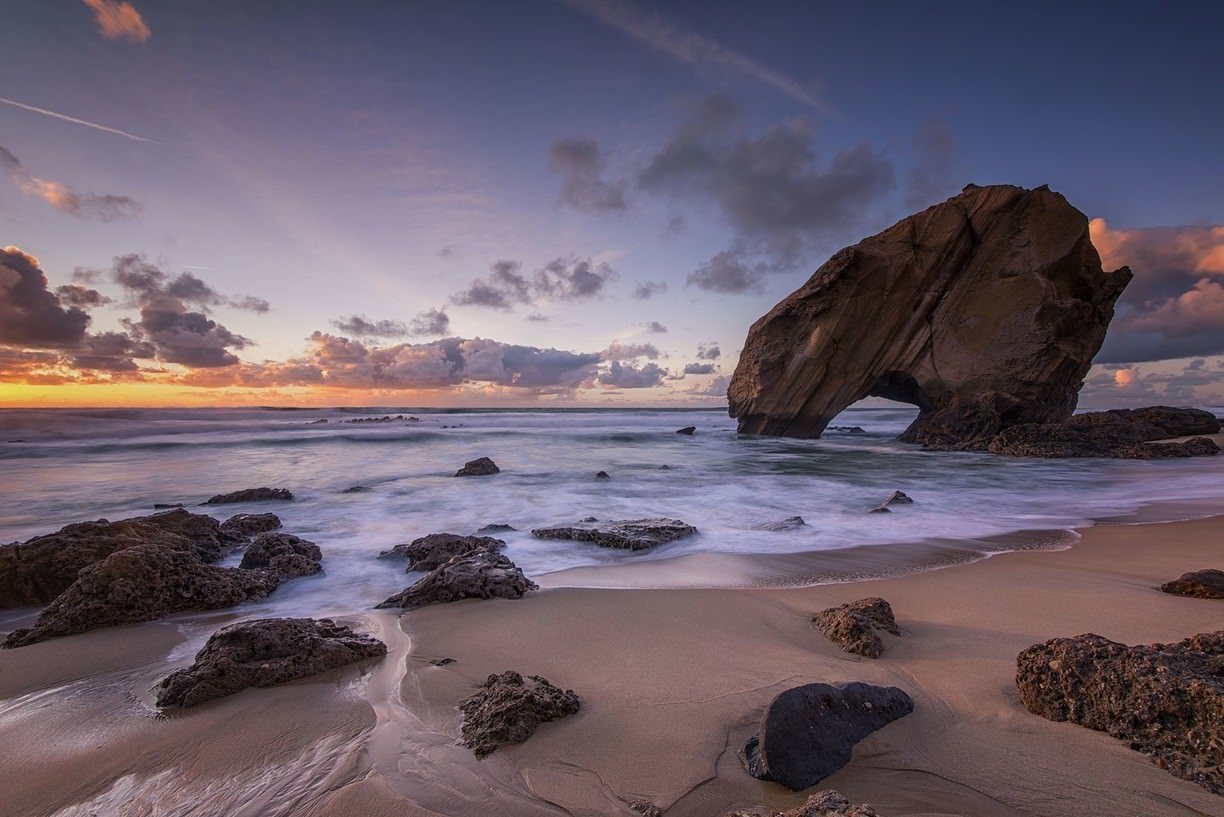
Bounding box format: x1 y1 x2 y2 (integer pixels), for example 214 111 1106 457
676 426 696 435
1161 570 1224 599
155 618 386 708
204 487 294 504
238 532 322 579
758 516 806 531
742 682 913 791
986 407 1221 458
870 491 913 513
455 457 500 477
477 523 516 533
458 671 580 757
378 533 505 571
595 470 611 479
531 518 698 551
813 598 901 658
1016 632 1224 793
376 551 536 610
728 185 1131 447
728 791 883 817
219 512 282 541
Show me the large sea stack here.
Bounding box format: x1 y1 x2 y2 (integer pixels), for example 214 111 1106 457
728 184 1132 448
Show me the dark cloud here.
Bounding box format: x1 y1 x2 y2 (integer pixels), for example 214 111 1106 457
437 245 458 258
332 315 410 338
111 255 270 313
696 342 720 360
604 341 660 361
452 260 532 310
598 360 667 388
683 362 716 375
632 280 668 299
55 284 112 308
70 331 154 372
0 246 91 346
640 320 668 333
664 214 686 237
1 144 141 222
904 122 958 210
548 137 627 214
686 249 766 294
452 257 616 310
408 307 450 337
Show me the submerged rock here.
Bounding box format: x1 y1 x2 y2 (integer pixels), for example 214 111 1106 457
219 512 282 542
341 485 371 494
676 426 696 435
1016 631 1224 793
813 598 901 658
455 457 500 477
742 682 914 791
204 487 295 505
729 185 1131 448
1161 570 1224 599
155 617 386 708
595 470 611 479
378 533 505 572
531 518 698 551
376 551 536 610
458 670 580 757
238 532 323 579
728 791 884 817
869 490 914 513
477 523 516 533
758 516 807 531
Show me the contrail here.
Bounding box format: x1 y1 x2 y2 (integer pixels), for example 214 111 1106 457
0 96 158 143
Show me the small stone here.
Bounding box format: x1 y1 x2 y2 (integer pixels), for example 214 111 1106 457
455 457 500 477
204 487 295 505
458 671 580 757
813 597 900 658
595 470 611 479
676 426 696 435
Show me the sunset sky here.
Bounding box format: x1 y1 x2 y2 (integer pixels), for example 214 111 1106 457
3 0 1223 407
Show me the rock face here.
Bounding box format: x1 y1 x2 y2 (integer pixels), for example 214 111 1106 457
728 185 1132 447
378 533 505 572
743 682 914 791
813 598 901 658
1016 632 1224 793
155 618 386 708
458 671 580 757
987 406 1221 458
219 513 283 541
376 551 536 610
238 532 323 579
728 791 883 817
531 518 698 551
204 487 295 504
1161 570 1224 599
455 457 500 477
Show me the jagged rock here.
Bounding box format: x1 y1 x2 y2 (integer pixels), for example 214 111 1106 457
456 457 500 477
219 513 282 542
204 487 295 504
742 682 914 791
376 551 536 610
813 598 901 658
342 485 371 493
869 491 913 513
378 533 505 571
1016 632 1224 793
630 801 663 817
987 407 1221 458
758 516 806 531
595 470 611 479
728 185 1131 448
829 426 866 434
727 791 883 817
238 532 322 579
676 426 696 435
2 545 282 648
477 523 516 533
458 671 580 757
1161 570 1224 599
155 618 386 708
0 509 230 609
532 518 698 551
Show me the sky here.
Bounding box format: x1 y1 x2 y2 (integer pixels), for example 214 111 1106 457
1 0 1223 408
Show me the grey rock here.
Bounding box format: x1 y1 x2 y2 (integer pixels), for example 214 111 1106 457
595 470 611 479
869 491 914 513
376 551 536 610
204 487 295 504
758 516 807 531
676 426 696 435
532 518 698 551
455 457 500 477
378 533 505 572
477 524 517 533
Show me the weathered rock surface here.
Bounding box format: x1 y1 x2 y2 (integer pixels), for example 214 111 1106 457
728 185 1131 447
458 670 580 757
477 523 516 533
813 598 901 658
238 532 323 579
531 518 698 551
1016 631 1224 793
219 512 282 542
376 551 536 610
1161 570 1224 599
987 406 1222 458
728 791 883 817
869 491 913 513
2 545 283 648
378 533 505 572
155 617 386 708
742 682 914 791
204 487 294 504
758 516 807 531
455 457 500 477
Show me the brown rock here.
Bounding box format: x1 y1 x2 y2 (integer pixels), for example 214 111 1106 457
458 670 580 757
813 598 900 658
728 185 1131 447
1161 570 1224 599
869 491 913 513
728 790 884 817
375 551 536 610
987 407 1221 458
378 533 505 571
238 532 322 579
455 457 500 477
219 512 283 542
531 518 698 551
1016 631 1224 793
204 487 294 504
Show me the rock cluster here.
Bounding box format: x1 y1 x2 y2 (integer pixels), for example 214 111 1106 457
1161 570 1224 599
219 512 283 540
531 518 698 551
204 487 295 504
986 406 1221 458
728 791 883 817
869 491 913 513
1016 631 1224 793
455 457 500 477
813 598 901 658
742 682 913 791
155 617 386 708
238 532 323 579
376 551 536 610
379 533 506 571
458 671 580 757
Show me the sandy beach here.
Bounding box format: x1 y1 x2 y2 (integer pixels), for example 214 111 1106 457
0 510 1219 817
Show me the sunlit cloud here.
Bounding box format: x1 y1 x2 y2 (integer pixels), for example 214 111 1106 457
81 0 151 43
0 145 141 221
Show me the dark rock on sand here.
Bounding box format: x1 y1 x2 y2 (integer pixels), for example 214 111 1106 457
1161 570 1224 599
379 533 505 571
743 682 914 791
869 490 914 513
676 426 696 435
728 790 883 817
455 457 500 477
458 670 580 757
1016 631 1224 793
376 551 536 610
430 657 456 666
155 617 386 708
532 518 697 551
204 487 295 505
477 524 516 533
813 598 901 658
987 407 1222 458
595 470 611 479
219 512 282 542
238 532 323 579
758 516 806 531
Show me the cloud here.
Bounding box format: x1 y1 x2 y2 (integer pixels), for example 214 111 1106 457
603 341 660 360
525 312 550 323
0 97 157 143
1 145 141 221
684 373 731 397
332 315 409 338
905 122 957 210
110 255 269 313
558 0 826 110
0 247 91 346
408 307 450 337
452 257 616 310
55 284 112 308
696 342 720 360
632 280 667 299
683 362 716 375
452 260 531 310
437 245 458 258
598 359 667 388
549 137 627 213
1080 357 1224 407
686 249 765 294
82 0 151 43
640 320 668 333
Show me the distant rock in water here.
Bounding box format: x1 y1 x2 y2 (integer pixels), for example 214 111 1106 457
204 487 295 504
758 516 806 531
676 426 696 435
1016 632 1224 793
455 457 500 477
379 533 505 572
458 671 580 757
341 485 371 494
238 532 322 579
869 490 914 513
595 470 611 479
155 618 386 708
477 523 516 534
813 597 900 658
728 185 1131 448
376 551 536 610
726 790 884 817
220 512 282 542
153 503 184 509
828 426 866 434
1161 570 1224 599
532 518 698 551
